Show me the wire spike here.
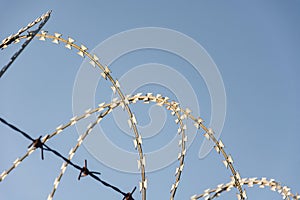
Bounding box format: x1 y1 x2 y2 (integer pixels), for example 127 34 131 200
52 38 59 44
77 51 84 57
68 37 75 43
80 44 87 51
104 66 110 73
54 33 62 38
65 43 72 49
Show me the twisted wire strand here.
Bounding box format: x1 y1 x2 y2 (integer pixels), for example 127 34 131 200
0 117 35 141
190 177 300 200
0 11 51 78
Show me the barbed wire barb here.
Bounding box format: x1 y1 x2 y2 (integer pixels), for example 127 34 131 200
0 11 298 200
0 117 137 200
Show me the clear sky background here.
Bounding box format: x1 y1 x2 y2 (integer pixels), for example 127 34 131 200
0 1 299 199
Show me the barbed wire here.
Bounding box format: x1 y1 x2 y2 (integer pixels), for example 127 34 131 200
47 94 187 200
0 10 51 78
0 10 51 49
0 93 187 200
47 108 112 200
0 116 137 200
190 177 300 200
0 93 241 199
7 31 246 199
1 11 298 200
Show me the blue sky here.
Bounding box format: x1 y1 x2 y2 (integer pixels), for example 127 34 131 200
0 1 299 199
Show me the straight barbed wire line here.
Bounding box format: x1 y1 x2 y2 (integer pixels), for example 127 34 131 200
0 11 51 78
0 117 136 200
3 32 246 199
0 98 118 182
48 94 187 200
190 177 300 200
45 146 136 200
0 118 35 141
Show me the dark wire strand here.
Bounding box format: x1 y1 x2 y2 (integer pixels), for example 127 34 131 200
0 117 136 199
0 117 34 141
0 12 50 78
0 11 51 49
